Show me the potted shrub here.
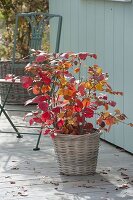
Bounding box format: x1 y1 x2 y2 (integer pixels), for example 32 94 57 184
20 51 133 175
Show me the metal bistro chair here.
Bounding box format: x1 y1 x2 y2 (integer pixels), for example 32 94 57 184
0 12 62 150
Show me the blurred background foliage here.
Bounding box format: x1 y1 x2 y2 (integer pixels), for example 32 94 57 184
0 0 49 60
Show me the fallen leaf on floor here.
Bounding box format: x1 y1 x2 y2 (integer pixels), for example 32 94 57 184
115 184 129 190
100 171 108 174
11 167 19 170
121 172 128 176
5 176 11 178
10 181 15 184
119 184 129 189
118 168 127 171
123 176 129 180
116 179 122 182
18 192 28 196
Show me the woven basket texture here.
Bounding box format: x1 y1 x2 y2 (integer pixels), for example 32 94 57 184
53 131 101 175
0 60 32 104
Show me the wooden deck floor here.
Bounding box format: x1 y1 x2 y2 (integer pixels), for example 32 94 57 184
0 106 133 200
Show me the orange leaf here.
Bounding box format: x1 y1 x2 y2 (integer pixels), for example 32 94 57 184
128 123 133 127
74 67 80 73
66 110 73 117
33 85 40 95
65 61 72 68
62 126 69 134
85 82 91 89
105 117 115 126
64 89 73 96
82 98 90 108
104 103 108 110
41 85 51 93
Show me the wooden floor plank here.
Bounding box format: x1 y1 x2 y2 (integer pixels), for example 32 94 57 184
0 106 133 200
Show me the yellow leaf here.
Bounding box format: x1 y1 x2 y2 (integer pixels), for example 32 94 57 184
103 112 110 118
58 112 64 118
60 77 67 86
95 83 103 91
96 67 102 74
115 109 121 114
85 82 91 89
58 89 63 95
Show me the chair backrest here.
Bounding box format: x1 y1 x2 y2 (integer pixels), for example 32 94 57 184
12 12 62 63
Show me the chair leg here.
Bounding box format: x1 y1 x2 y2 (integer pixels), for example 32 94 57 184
33 129 42 151
0 105 23 138
0 83 23 138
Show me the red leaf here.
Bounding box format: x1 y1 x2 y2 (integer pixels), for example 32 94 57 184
52 107 60 113
76 99 83 109
46 119 54 125
41 112 51 122
32 95 50 103
78 52 88 60
29 118 34 126
78 84 85 96
70 77 76 84
43 129 51 135
74 105 82 112
57 119 64 127
35 53 48 63
29 117 42 125
84 123 93 129
41 75 51 85
98 94 107 100
38 102 49 112
77 115 85 123
50 133 56 139
84 108 94 118
21 76 33 89
60 53 69 59
91 54 97 59
108 101 116 107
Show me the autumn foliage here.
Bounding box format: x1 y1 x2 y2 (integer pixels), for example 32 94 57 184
19 51 133 138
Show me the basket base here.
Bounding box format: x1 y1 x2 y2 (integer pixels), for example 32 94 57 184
53 132 101 176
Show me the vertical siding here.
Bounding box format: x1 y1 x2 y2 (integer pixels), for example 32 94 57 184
49 0 133 153
113 3 124 148
124 3 133 153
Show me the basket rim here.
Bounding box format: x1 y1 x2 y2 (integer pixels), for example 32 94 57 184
54 130 102 140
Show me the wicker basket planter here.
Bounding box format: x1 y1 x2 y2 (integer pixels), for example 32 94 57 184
0 60 31 104
53 131 101 175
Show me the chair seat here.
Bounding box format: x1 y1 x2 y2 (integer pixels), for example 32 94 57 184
0 79 21 84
